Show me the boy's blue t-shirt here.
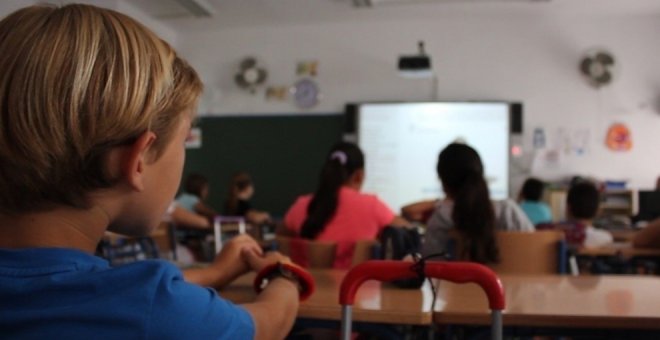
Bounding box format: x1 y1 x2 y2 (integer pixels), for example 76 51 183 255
0 248 254 339
520 201 553 225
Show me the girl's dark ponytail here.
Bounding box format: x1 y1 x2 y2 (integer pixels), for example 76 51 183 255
438 143 499 264
301 142 364 239
452 172 498 263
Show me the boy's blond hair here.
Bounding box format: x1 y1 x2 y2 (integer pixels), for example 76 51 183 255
0 4 203 214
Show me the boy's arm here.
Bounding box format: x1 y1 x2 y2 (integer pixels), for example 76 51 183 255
183 234 262 288
240 250 300 340
389 216 412 227
401 200 436 222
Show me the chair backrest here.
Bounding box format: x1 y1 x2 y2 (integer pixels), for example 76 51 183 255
536 221 586 246
452 230 567 274
275 236 337 268
275 236 377 269
352 240 379 266
493 230 566 274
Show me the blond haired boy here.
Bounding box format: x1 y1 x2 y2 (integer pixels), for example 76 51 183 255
0 4 299 339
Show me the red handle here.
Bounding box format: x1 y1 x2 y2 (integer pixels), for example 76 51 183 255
339 260 505 310
424 261 505 310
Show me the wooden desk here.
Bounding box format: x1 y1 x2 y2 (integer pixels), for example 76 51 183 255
577 242 660 259
433 274 660 329
220 269 434 325
220 269 660 331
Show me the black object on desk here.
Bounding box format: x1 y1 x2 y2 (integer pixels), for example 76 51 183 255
635 190 660 223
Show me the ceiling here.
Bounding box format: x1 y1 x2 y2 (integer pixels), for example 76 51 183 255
128 0 660 31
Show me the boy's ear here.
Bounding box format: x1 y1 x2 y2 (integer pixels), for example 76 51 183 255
123 131 157 192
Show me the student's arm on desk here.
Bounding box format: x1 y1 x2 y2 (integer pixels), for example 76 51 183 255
246 209 272 225
390 216 412 228
241 250 299 340
633 218 660 248
171 206 210 230
401 200 437 223
193 201 218 221
183 234 262 288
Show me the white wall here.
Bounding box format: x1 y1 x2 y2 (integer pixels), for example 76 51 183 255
0 0 176 45
0 0 37 14
176 5 660 190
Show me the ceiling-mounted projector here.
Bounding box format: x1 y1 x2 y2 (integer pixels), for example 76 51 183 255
398 41 433 78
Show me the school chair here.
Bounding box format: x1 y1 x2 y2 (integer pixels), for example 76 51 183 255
450 230 569 274
274 236 378 269
492 230 568 274
275 236 337 268
351 240 379 266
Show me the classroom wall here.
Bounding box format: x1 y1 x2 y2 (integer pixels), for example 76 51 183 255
1 1 658 195
0 0 176 45
175 3 660 190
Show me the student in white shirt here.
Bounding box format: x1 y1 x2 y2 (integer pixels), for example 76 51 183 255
567 181 613 248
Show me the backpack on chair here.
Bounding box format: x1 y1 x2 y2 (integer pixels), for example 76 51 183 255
378 226 425 289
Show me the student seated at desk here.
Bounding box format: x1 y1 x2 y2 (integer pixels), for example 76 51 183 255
420 143 534 263
176 173 219 222
224 171 272 225
0 5 301 339
518 177 552 225
174 175 220 260
282 142 409 268
163 201 215 262
538 181 613 248
167 202 211 229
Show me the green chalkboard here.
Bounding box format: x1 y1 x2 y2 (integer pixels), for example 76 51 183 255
182 114 345 217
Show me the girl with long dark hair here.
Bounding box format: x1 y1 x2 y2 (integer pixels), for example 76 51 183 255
422 143 534 263
283 142 408 268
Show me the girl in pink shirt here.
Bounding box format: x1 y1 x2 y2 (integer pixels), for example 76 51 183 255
283 142 406 268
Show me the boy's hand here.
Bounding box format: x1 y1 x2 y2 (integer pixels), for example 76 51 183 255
242 249 292 273
215 233 262 267
183 234 263 288
208 234 262 286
